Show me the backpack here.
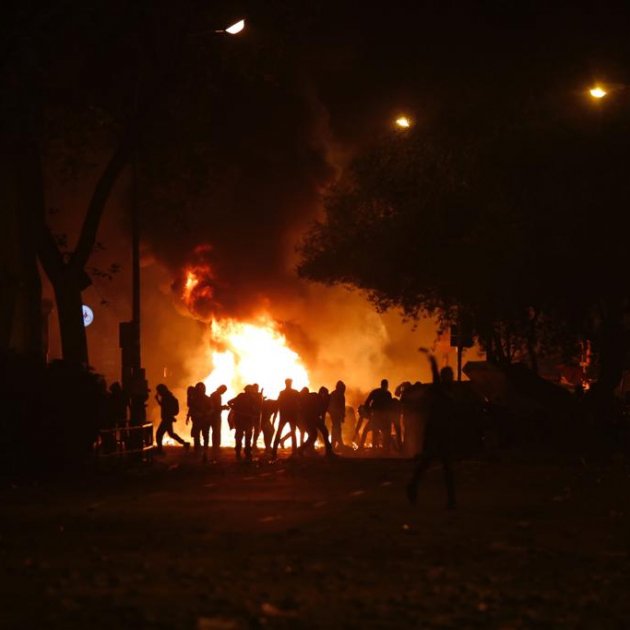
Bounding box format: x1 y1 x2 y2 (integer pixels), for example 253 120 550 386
166 393 179 417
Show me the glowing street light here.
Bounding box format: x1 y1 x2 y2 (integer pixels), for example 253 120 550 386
215 19 245 35
589 86 607 99
395 116 412 129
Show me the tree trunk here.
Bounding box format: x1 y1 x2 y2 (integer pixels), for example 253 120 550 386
52 271 88 365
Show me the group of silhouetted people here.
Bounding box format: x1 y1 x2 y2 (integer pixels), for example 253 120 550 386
152 348 457 508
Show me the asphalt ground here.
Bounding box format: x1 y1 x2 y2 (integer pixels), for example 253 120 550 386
1 447 629 629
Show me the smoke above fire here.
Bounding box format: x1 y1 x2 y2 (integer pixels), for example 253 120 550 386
123 27 477 406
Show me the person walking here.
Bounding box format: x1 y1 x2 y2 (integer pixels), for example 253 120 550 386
406 350 456 509
155 384 189 453
328 380 346 451
271 378 301 458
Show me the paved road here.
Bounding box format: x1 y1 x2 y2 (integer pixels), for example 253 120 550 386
1 448 629 628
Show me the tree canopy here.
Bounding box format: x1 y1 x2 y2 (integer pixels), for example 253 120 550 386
298 90 630 387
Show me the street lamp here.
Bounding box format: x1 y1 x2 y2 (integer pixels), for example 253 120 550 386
214 19 245 35
395 115 412 129
589 86 607 99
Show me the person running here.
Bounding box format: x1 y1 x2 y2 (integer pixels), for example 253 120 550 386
155 384 189 453
328 380 346 451
406 349 456 509
272 378 301 458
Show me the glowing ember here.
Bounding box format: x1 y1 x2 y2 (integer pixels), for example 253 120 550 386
203 316 309 400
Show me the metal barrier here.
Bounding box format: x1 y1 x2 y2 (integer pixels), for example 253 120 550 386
95 423 154 457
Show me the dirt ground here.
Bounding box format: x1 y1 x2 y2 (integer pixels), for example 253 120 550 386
1 447 629 629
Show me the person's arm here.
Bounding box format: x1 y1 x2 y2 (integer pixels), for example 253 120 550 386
419 347 440 384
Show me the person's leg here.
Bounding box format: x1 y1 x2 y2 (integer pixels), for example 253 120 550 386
359 420 372 449
244 421 253 460
318 420 334 455
156 422 167 451
191 421 201 451
166 426 186 445
211 415 222 459
235 418 244 459
392 416 403 452
262 417 274 451
290 419 299 453
406 450 434 503
272 417 287 457
298 422 317 454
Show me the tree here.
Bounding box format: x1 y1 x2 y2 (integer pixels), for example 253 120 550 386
298 93 630 393
2 0 251 364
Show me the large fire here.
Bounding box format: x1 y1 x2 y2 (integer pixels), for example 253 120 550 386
170 265 311 448
202 316 310 400
181 265 309 400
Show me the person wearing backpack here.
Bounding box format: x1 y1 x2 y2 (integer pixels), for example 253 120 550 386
155 384 190 454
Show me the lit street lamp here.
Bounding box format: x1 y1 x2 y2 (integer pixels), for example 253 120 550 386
395 115 412 129
216 19 245 35
589 86 607 99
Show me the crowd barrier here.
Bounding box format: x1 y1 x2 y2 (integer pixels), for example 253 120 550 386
95 423 154 457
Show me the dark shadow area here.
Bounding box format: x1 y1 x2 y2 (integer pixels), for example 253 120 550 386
0 351 104 476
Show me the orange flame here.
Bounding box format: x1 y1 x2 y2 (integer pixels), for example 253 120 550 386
203 315 309 401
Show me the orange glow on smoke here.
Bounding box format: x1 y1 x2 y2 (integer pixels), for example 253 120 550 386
180 255 216 321
184 271 198 295
203 316 310 400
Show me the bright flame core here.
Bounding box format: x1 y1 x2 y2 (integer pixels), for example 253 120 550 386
589 87 607 99
203 316 309 401
395 116 411 128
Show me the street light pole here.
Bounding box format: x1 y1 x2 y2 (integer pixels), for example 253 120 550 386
120 17 246 444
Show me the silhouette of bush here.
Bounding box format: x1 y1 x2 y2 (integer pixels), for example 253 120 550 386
0 352 106 474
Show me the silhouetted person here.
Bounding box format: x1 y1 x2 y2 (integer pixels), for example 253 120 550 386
399 381 426 456
364 379 394 452
328 380 346 451
187 382 206 453
388 396 403 452
209 384 228 460
227 385 260 460
272 378 301 458
406 350 456 509
155 384 189 453
298 386 335 457
185 385 195 424
249 384 264 452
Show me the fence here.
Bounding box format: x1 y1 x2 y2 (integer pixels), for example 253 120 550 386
95 423 154 458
